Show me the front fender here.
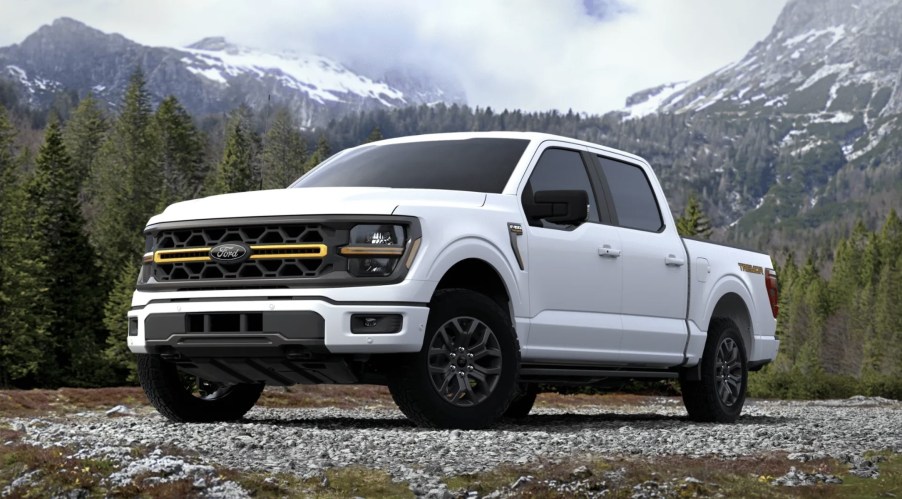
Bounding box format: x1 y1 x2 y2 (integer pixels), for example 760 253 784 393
422 236 524 316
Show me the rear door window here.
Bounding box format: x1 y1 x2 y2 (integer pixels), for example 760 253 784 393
595 156 663 232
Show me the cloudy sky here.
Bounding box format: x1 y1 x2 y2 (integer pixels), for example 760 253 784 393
0 0 788 113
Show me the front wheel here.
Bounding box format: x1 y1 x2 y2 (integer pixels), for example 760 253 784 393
388 289 520 429
503 383 539 419
680 318 748 423
137 354 264 422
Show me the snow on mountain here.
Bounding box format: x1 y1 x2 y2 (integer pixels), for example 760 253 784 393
622 0 902 121
0 19 465 126
621 81 687 120
620 0 902 162
179 37 406 106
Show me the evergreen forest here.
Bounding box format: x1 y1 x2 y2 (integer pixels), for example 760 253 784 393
0 71 900 399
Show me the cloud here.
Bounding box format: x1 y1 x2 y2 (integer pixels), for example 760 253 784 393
0 0 787 113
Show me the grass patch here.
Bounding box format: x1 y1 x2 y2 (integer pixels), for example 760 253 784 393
3 428 900 499
226 467 412 498
445 453 902 498
535 392 663 409
2 430 411 498
0 433 210 498
257 384 395 409
0 435 118 497
840 453 902 498
0 387 147 417
0 385 682 418
446 458 614 494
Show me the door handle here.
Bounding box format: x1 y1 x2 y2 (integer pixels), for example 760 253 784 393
665 254 686 266
598 245 621 258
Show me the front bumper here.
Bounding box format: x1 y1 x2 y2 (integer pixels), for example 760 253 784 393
127 297 430 355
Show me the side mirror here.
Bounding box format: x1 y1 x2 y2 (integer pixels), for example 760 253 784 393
529 190 589 225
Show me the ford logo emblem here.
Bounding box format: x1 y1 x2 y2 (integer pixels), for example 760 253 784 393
209 242 250 264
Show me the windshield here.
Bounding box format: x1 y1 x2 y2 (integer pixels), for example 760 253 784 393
291 138 529 194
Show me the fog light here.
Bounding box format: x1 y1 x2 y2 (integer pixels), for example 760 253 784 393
350 314 403 334
128 318 139 337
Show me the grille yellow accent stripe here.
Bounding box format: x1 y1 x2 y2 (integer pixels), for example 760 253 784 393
154 248 212 264
339 246 405 256
249 244 327 259
153 243 328 264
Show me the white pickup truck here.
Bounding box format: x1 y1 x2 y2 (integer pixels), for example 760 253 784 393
128 132 779 429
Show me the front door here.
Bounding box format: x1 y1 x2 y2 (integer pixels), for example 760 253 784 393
520 144 624 363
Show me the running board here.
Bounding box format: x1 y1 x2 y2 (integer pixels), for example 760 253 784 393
519 365 678 384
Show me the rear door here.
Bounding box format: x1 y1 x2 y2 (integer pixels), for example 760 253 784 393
589 153 689 367
519 142 624 363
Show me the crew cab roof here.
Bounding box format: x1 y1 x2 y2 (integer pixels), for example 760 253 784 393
369 131 649 167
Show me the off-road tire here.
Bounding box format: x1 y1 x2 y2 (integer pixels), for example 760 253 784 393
137 354 264 423
680 318 748 423
503 383 539 419
388 289 520 429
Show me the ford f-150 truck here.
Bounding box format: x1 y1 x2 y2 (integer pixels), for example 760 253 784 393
129 132 780 429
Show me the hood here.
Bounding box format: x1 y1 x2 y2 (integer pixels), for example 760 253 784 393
146 187 487 226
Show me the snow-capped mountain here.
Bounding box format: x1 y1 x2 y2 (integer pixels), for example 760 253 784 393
622 0 902 164
0 18 465 126
624 0 901 122
616 0 902 245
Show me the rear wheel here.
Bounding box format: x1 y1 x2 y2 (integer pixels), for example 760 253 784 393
388 289 520 429
137 354 264 423
680 318 747 423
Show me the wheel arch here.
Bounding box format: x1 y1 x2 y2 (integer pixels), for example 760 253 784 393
433 258 514 325
708 292 753 355
423 237 523 325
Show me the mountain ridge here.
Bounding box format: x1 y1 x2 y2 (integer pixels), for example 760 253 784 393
0 6 899 252
623 0 902 121
0 17 466 126
611 0 902 249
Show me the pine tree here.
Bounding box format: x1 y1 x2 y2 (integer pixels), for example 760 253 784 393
877 209 902 267
0 106 51 386
86 70 163 384
88 69 162 280
153 95 205 205
304 133 332 171
676 194 713 238
103 262 141 382
873 259 901 375
365 125 384 143
28 120 107 385
261 108 306 189
63 94 108 216
214 105 260 193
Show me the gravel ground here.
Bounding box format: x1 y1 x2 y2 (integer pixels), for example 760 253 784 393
4 395 902 497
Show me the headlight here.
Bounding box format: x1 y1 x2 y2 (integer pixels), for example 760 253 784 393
137 251 154 284
351 224 404 246
341 224 406 277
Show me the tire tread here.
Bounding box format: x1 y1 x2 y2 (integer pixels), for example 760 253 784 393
388 288 520 429
680 318 748 423
137 354 264 423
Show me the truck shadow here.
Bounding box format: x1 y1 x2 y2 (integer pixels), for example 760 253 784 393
242 412 795 431
503 412 796 430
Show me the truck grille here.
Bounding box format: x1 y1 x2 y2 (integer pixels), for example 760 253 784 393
150 223 335 281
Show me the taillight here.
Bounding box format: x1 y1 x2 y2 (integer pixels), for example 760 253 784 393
765 268 778 318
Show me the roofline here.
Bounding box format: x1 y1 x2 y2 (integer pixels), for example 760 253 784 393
368 131 649 167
